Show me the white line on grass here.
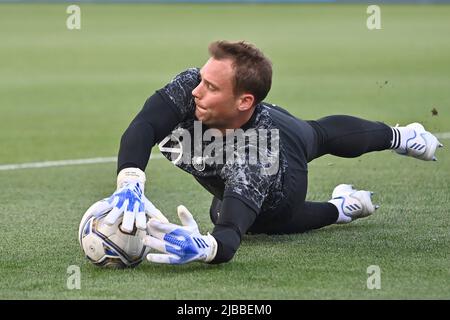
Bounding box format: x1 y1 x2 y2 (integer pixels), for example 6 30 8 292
435 132 450 139
1 132 448 171
0 154 164 171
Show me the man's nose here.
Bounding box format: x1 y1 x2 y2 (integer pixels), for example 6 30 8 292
192 83 202 99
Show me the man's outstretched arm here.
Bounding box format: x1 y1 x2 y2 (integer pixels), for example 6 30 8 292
117 92 182 172
144 196 258 264
210 196 257 264
102 92 182 232
106 68 200 232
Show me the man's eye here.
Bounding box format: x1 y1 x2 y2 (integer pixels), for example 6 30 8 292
207 84 216 91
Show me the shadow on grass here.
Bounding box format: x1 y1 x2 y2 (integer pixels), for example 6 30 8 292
242 222 373 246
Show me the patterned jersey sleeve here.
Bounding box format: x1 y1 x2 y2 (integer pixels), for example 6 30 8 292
157 68 200 120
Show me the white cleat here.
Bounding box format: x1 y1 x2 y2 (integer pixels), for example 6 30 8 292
331 184 356 199
329 184 379 224
395 123 443 161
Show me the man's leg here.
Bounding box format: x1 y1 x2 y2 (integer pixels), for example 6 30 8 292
249 187 377 235
307 115 442 161
260 201 339 234
306 115 392 160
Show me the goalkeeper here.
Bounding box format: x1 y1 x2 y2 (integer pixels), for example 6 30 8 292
103 40 442 265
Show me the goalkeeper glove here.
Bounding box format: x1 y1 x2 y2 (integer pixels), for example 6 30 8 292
144 205 218 265
105 167 168 232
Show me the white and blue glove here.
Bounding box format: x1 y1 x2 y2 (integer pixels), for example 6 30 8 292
144 205 218 265
104 167 168 233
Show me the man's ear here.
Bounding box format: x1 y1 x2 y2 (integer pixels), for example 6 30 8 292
237 93 255 111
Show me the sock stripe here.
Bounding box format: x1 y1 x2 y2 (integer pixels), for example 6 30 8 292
391 127 400 149
396 128 402 149
390 127 396 149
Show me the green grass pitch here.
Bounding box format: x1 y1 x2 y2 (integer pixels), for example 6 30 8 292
0 3 449 299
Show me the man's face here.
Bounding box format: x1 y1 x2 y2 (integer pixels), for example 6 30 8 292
192 58 242 129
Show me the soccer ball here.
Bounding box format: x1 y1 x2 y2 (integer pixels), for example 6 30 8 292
78 200 149 268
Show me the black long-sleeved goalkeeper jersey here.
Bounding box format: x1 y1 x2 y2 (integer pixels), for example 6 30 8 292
118 68 314 263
